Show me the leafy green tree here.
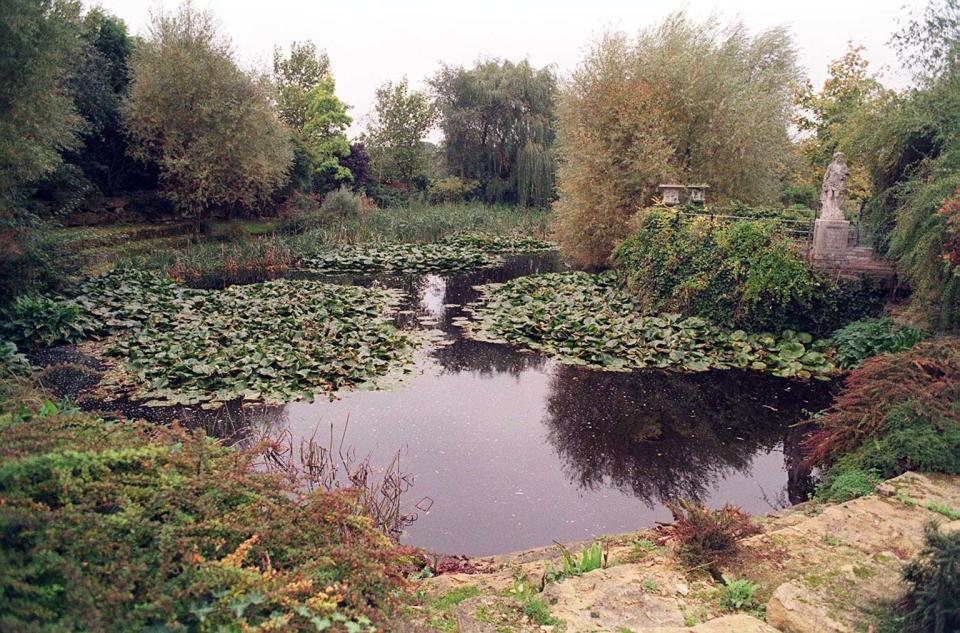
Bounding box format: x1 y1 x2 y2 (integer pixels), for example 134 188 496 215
0 0 82 211
430 59 557 207
302 77 352 191
273 40 331 131
364 78 436 185
793 44 885 204
123 2 292 222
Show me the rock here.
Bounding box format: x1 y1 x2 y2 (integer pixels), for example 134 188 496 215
674 580 689 596
691 614 781 632
767 582 850 633
541 565 686 631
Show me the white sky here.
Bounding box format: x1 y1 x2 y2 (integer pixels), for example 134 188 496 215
94 0 923 138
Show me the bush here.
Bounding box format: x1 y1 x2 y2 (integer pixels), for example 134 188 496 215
0 390 408 631
1 294 97 347
428 176 480 204
804 338 960 470
896 523 960 633
665 499 760 574
320 187 361 217
833 317 927 368
612 209 875 335
0 223 75 305
814 465 883 503
0 341 30 377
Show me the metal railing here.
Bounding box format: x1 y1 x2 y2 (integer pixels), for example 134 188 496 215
672 210 815 242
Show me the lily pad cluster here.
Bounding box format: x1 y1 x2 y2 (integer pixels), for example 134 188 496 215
455 272 837 379
439 232 556 254
302 243 499 274
101 278 412 407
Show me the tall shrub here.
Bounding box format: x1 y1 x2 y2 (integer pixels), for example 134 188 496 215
554 14 799 267
612 210 859 334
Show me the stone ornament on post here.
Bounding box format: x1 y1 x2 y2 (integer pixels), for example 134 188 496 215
658 184 684 207
813 152 851 260
687 184 709 206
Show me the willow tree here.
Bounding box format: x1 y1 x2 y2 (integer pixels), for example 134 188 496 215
555 14 799 267
430 59 557 207
123 3 292 222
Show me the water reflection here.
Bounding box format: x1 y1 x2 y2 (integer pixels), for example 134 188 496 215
544 366 833 505
63 253 836 555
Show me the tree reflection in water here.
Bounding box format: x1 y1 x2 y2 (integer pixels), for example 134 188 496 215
543 366 835 506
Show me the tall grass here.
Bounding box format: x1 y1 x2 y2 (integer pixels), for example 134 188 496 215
120 203 552 288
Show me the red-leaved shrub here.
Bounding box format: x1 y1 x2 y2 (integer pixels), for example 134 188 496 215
804 338 960 468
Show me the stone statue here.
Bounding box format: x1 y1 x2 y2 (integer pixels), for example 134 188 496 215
819 151 849 221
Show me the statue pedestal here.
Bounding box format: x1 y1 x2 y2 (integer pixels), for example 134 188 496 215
812 218 850 260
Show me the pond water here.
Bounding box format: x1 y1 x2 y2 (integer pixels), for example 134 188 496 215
70 254 835 556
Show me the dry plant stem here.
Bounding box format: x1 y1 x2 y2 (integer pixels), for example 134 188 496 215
250 416 424 540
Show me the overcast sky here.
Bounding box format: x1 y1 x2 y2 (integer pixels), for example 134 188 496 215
94 0 922 138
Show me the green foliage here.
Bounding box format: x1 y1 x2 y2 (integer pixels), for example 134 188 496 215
521 597 561 626
428 176 480 204
665 500 760 572
1 294 96 347
438 232 554 254
430 59 557 207
0 221 77 304
819 402 960 489
364 78 436 185
843 2 960 329
147 204 550 286
897 523 960 633
272 40 332 131
926 501 960 520
612 210 880 335
0 0 82 209
459 271 838 378
0 391 405 631
97 277 412 407
832 318 926 368
555 13 799 266
123 3 292 219
303 243 498 274
545 541 606 583
302 77 353 191
814 466 882 503
805 338 960 471
794 44 885 204
718 576 759 613
320 187 361 217
0 341 31 377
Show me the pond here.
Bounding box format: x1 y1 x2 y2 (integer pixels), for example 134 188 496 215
66 253 835 556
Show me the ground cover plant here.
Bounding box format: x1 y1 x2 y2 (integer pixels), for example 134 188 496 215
806 338 960 500
612 209 884 336
0 385 410 631
456 271 837 379
301 242 499 274
832 317 926 369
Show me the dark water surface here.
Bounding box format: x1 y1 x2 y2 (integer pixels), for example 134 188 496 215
70 254 835 556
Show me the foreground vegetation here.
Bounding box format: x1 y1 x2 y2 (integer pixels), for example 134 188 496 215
0 384 411 631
